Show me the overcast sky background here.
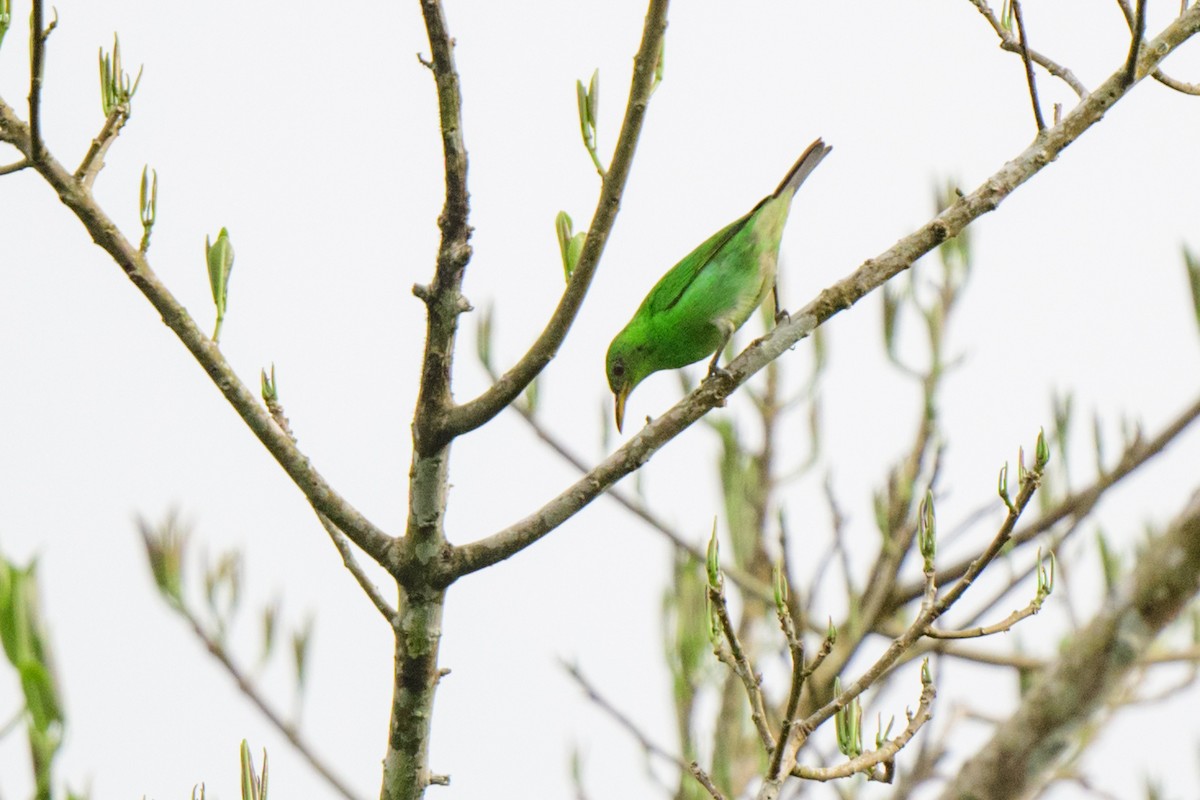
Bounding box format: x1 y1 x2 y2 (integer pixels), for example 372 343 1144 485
3 2 1200 799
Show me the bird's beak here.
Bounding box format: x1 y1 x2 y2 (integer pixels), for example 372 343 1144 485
614 384 630 434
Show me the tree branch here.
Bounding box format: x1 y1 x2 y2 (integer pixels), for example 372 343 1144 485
75 108 129 190
940 490 1200 800
410 0 474 455
0 101 395 569
966 0 1089 99
449 4 1200 578
176 603 364 800
891 391 1200 606
440 0 669 441
1010 0 1046 131
26 0 55 163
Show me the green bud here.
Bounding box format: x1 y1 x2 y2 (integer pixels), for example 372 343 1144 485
206 228 234 343
0 0 10 51
292 615 314 694
705 520 720 589
882 284 900 362
524 376 540 414
1035 427 1050 469
586 69 599 134
826 617 838 645
239 740 269 800
555 212 586 281
475 303 494 372
652 40 665 92
98 34 143 117
1036 548 1056 599
137 512 187 606
833 678 862 758
918 489 936 570
260 363 278 403
575 79 592 148
772 560 788 612
921 656 932 685
260 599 279 666
138 165 159 253
998 462 1011 507
875 712 895 748
1184 246 1200 338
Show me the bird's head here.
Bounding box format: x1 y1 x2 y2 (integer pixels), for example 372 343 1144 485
606 332 652 434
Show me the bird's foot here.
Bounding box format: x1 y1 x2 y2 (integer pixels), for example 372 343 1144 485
774 308 791 326
706 364 732 382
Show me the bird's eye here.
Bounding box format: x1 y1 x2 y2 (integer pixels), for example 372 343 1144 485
612 362 625 377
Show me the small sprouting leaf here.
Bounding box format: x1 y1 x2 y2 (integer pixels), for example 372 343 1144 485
705 520 720 589
206 228 235 343
918 489 936 569
772 560 788 612
1035 427 1050 469
1183 246 1200 338
587 69 599 134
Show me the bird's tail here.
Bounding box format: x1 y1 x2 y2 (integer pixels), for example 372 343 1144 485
773 138 832 199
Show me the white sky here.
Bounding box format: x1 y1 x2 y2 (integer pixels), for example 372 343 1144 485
3 2 1200 799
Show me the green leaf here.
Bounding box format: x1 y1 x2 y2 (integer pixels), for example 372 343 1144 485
206 228 235 343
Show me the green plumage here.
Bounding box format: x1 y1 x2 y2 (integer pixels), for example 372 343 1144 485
606 139 831 432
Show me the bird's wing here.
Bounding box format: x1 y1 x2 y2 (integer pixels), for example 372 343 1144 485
643 211 754 316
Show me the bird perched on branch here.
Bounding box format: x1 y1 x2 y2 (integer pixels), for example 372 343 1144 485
605 138 831 432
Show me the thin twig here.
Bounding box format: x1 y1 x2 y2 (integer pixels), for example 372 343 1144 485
924 595 1043 639
709 578 776 753
1115 0 1200 94
177 605 364 800
1010 0 1046 131
450 5 1200 578
791 676 936 782
0 102 395 566
316 513 399 628
562 662 716 790
27 0 55 163
892 391 1200 606
0 158 27 175
965 0 1089 98
75 108 129 189
441 0 670 441
1124 0 1148 86
767 604 806 780
501 390 774 603
795 458 1043 749
942 491 1200 799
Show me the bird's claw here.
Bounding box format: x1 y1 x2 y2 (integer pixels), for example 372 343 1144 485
706 364 732 382
774 308 791 326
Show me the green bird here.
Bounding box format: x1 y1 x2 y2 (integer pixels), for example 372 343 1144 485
606 138 831 432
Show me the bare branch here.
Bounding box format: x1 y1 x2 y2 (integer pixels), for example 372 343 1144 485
966 0 1089 98
563 662 724 797
316 513 399 629
892 391 1200 606
791 675 936 783
1010 0 1046 130
410 0 475 454
0 157 27 174
75 108 129 189
450 5 1200 578
176 604 364 800
27 0 56 163
441 0 669 441
505 393 775 603
0 101 395 567
1115 0 1200 94
1124 0 1148 86
709 576 776 753
941 490 1200 800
